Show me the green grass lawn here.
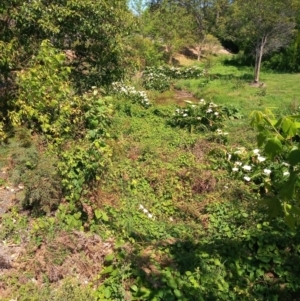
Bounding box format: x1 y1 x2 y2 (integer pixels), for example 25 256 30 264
175 56 300 116
174 55 300 148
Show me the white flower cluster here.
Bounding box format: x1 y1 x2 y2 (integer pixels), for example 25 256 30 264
172 99 228 135
112 82 151 107
139 204 155 219
252 149 266 162
216 129 228 135
230 148 290 182
153 66 204 79
174 100 220 118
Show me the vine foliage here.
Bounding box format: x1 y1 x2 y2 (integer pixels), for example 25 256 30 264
250 109 300 227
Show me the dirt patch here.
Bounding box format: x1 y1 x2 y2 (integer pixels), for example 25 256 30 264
0 230 115 298
174 90 194 100
26 231 114 284
249 82 267 88
174 89 199 106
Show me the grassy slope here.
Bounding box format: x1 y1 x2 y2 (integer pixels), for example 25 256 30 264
1 56 300 300
175 56 300 148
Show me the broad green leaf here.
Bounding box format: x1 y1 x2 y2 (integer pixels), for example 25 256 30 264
167 278 177 289
256 269 264 277
288 149 300 166
130 285 138 292
101 265 114 275
257 256 271 263
250 110 263 126
264 137 282 159
94 209 102 220
274 117 283 128
285 214 296 229
289 115 300 120
101 211 109 222
173 289 182 298
257 132 268 147
74 212 81 220
104 287 111 299
281 117 297 138
260 197 282 217
104 253 114 263
280 171 298 200
95 209 108 221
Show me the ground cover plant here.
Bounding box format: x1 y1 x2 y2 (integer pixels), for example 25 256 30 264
1 32 300 301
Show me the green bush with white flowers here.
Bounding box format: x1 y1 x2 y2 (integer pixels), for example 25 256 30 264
142 66 205 92
170 99 228 134
111 82 151 107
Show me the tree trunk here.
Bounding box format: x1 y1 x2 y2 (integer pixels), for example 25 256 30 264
254 36 267 83
168 53 173 65
167 45 173 65
196 45 202 61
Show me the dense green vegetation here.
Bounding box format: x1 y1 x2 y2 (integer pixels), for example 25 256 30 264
1 0 300 300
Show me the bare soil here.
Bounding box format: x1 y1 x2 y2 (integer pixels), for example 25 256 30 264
174 89 199 106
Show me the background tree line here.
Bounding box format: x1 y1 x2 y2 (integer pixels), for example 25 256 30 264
1 0 300 127
131 0 300 80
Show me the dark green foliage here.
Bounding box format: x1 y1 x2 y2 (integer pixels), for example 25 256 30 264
263 31 300 72
10 145 62 215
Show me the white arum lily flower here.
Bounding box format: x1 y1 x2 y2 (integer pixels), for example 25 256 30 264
283 171 290 176
214 112 219 116
244 176 251 182
235 147 246 154
139 204 144 210
148 213 153 219
223 132 229 135
282 162 290 167
235 162 243 166
216 129 222 134
253 149 260 154
263 169 271 175
232 167 239 172
206 108 213 113
143 208 148 214
199 99 205 103
257 156 266 162
183 114 188 117
242 165 252 171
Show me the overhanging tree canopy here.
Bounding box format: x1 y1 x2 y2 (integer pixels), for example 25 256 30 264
0 0 133 91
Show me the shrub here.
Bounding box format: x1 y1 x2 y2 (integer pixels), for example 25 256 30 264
10 145 62 215
9 41 113 214
170 99 227 133
142 71 171 92
142 66 205 92
111 82 151 107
